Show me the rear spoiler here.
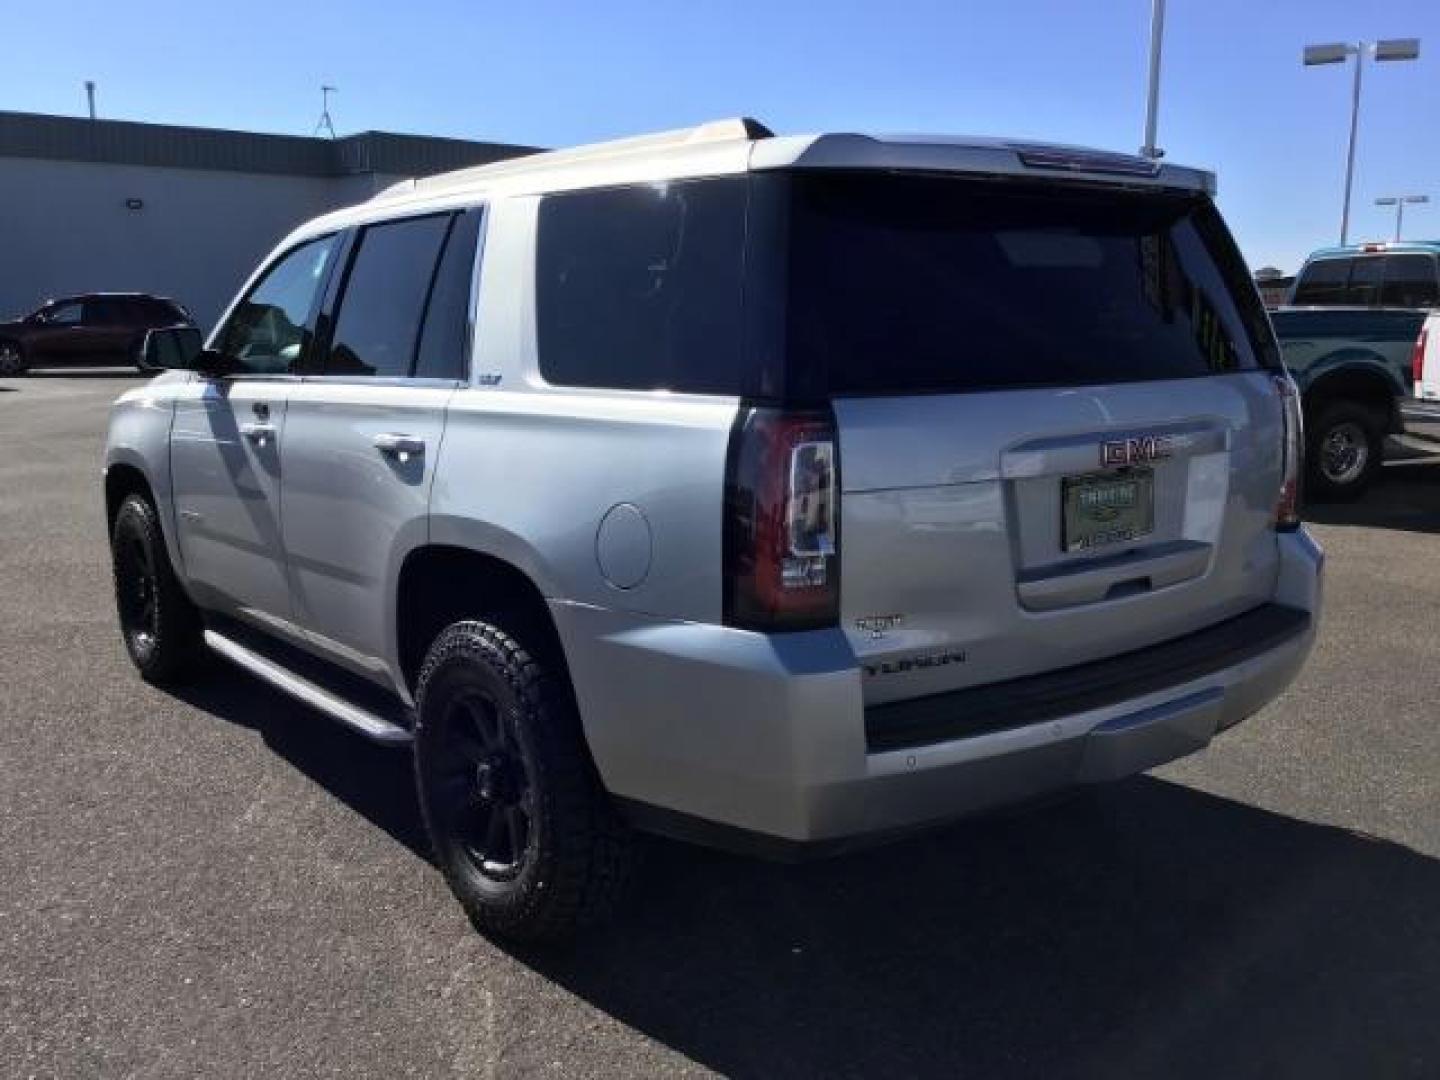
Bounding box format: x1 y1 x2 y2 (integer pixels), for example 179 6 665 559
751 134 1217 196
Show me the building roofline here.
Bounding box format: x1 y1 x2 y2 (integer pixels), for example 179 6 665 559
0 109 538 178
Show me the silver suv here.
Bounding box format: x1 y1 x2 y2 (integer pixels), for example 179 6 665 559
104 119 1323 941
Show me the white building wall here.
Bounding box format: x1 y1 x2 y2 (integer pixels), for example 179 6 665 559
0 158 392 332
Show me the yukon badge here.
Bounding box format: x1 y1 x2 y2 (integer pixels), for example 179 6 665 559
1101 435 1173 467
855 614 904 640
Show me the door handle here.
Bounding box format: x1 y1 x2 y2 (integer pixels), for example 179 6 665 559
240 421 276 447
372 433 425 458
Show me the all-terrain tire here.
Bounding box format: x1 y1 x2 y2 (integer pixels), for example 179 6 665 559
110 492 204 683
413 619 632 943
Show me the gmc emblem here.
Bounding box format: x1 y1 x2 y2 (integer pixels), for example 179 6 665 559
1101 435 1174 467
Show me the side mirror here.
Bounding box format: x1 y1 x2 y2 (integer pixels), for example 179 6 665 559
140 325 220 372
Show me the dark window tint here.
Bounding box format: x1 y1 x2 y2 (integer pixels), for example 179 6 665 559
1290 258 1352 305
139 298 189 326
414 209 482 380
536 178 748 393
328 214 452 377
43 301 83 325
783 174 1274 397
84 299 132 325
1380 254 1440 308
218 235 338 374
1347 256 1385 306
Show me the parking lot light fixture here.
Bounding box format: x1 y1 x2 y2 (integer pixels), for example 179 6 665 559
1374 194 1428 241
1304 39 1422 246
1140 0 1167 160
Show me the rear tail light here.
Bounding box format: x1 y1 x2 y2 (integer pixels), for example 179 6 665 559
1273 374 1303 531
724 407 839 631
1412 328 1428 384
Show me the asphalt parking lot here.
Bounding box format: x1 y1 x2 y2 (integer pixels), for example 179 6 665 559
2 372 1439 1079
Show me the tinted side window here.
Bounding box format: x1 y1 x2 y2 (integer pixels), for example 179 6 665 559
414 209 482 380
1291 258 1353 305
140 299 188 326
218 236 338 374
1381 254 1440 308
45 302 83 325
326 214 452 378
85 299 139 325
535 178 748 393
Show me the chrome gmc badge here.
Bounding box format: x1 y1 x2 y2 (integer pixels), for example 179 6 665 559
1100 435 1174 467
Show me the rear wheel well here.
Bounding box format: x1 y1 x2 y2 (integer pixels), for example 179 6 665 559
104 464 155 530
395 546 566 697
1303 369 1398 432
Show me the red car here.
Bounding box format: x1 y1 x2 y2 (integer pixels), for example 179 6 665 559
0 293 194 376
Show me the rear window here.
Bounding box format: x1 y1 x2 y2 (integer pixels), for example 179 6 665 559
1290 258 1352 305
1380 254 1439 308
535 178 749 394
1292 253 1440 308
782 173 1278 397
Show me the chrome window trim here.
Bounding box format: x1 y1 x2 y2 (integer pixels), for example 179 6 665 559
465 203 489 387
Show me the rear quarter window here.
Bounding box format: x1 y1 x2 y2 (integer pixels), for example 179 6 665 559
535 177 750 394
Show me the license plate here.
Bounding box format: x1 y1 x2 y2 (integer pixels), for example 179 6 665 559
1062 469 1154 553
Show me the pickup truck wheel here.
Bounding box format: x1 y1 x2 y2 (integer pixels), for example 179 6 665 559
0 342 26 377
1306 401 1383 501
110 493 203 683
414 620 632 943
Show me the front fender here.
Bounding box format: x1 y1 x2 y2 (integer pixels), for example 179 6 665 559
103 386 183 578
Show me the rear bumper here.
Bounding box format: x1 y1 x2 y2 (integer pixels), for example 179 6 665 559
554 528 1323 857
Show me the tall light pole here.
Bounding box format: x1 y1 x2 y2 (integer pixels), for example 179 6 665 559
1304 39 1421 246
1140 0 1167 159
1375 194 1428 241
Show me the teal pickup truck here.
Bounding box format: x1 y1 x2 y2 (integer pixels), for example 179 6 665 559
1271 242 1435 498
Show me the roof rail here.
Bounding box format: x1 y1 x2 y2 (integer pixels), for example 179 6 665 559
396 117 771 198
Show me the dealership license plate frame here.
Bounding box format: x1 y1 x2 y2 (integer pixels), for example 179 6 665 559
1062 468 1155 553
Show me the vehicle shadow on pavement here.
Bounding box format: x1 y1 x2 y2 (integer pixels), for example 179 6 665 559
1305 462 1440 535
169 661 431 861
528 782 1440 1080
172 665 1440 1079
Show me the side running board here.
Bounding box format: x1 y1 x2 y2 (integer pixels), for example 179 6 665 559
204 630 413 746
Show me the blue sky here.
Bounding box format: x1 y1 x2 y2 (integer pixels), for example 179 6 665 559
4 0 1438 273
